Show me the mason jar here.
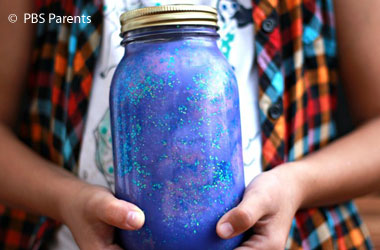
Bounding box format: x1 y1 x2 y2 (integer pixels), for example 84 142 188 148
110 5 245 250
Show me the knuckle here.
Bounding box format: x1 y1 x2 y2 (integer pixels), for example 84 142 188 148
260 192 273 208
103 200 119 222
82 187 107 213
250 187 273 210
234 207 253 229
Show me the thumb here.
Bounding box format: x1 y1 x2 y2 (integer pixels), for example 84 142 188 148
216 191 267 239
94 193 145 230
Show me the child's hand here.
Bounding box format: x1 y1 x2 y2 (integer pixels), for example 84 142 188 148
60 184 145 250
216 167 301 250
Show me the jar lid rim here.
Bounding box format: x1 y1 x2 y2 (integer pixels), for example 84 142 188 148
120 5 218 33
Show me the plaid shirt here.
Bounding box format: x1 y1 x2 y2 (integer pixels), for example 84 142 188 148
0 0 373 249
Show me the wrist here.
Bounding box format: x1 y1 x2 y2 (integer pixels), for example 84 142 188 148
270 162 308 212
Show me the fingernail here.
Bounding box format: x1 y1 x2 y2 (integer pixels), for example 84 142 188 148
219 222 234 238
126 210 145 228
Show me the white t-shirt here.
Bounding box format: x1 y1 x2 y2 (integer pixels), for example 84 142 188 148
48 1 262 249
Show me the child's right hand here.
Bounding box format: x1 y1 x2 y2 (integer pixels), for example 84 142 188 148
60 184 145 250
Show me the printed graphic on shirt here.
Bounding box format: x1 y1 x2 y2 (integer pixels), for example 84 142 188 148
216 0 253 58
98 2 127 78
94 109 115 190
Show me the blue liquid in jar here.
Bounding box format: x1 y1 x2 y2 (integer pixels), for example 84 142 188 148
110 25 245 250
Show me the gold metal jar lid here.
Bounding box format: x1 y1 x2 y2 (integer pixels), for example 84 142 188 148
120 5 218 34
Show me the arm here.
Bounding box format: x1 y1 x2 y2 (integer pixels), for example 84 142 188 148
292 0 380 208
216 1 380 248
0 2 144 249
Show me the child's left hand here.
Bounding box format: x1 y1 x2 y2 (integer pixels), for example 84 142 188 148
216 166 302 250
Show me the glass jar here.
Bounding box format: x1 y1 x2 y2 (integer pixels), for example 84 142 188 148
110 5 245 250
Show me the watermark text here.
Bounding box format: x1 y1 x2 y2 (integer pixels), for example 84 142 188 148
8 13 91 24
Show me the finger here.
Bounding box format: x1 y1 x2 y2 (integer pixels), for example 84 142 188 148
81 241 124 250
235 232 287 250
234 234 265 250
234 234 268 250
234 216 291 250
216 191 269 239
104 244 124 250
95 193 145 230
